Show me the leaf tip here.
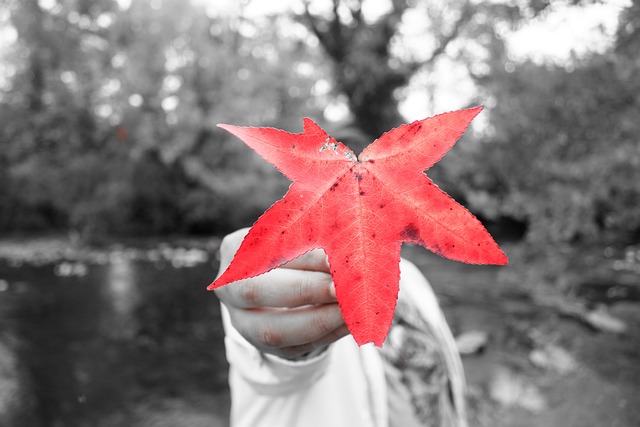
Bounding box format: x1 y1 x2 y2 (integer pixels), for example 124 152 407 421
302 117 324 134
207 277 226 291
495 252 509 265
353 336 386 348
467 105 484 117
350 325 391 347
217 123 234 133
478 241 509 265
351 336 374 347
208 268 239 290
483 245 508 265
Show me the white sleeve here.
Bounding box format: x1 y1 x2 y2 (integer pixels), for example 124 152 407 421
221 304 388 427
220 304 331 395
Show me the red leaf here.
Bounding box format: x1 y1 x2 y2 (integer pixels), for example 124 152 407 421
210 107 507 346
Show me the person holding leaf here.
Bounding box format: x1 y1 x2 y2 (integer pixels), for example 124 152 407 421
215 228 468 427
212 111 507 426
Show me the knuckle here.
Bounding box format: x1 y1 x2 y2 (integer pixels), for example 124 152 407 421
291 273 332 305
291 276 313 305
232 313 283 349
320 275 334 300
238 282 261 305
258 324 283 348
311 308 335 336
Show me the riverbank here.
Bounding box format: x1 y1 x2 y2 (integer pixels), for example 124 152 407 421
402 243 640 427
1 235 639 426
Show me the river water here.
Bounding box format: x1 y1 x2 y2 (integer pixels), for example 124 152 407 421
1 238 639 427
0 242 230 427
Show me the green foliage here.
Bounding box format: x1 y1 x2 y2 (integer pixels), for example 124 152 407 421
462 41 640 247
1 0 637 251
0 0 326 237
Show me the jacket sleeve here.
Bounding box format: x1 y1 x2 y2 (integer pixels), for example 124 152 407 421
220 304 332 396
220 303 389 427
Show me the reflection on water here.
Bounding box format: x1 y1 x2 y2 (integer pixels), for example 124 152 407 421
0 244 229 427
104 257 139 340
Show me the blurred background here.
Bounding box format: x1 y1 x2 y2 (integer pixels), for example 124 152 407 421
0 0 639 426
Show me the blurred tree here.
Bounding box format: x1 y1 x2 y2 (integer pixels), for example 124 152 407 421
298 0 572 139
106 2 329 233
1 0 120 231
299 0 639 254
0 0 327 236
301 0 474 137
1 0 635 248
457 0 640 247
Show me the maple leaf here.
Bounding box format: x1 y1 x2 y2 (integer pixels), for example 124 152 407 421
209 107 507 346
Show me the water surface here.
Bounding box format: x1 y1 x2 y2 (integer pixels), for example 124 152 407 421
0 244 229 427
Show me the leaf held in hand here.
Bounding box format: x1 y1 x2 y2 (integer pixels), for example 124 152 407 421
210 107 507 346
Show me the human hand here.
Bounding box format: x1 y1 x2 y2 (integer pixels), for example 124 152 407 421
214 228 350 360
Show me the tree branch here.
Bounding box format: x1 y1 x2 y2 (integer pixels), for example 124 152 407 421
424 2 474 65
301 0 349 62
349 0 363 26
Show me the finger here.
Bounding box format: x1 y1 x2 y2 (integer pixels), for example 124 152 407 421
232 303 345 349
218 229 330 275
215 268 336 308
273 324 351 360
217 228 250 273
282 249 330 273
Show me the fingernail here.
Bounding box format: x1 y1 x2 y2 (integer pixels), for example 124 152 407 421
329 281 336 298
